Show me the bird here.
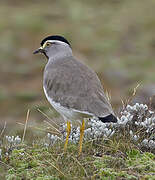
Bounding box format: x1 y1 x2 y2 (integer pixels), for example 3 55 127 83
33 35 117 154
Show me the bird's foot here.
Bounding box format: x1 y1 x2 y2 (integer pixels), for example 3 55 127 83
79 120 85 155
64 121 71 152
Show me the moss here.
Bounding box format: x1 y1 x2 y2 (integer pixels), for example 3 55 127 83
1 138 154 180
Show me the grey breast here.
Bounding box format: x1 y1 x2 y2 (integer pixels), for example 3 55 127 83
43 56 114 118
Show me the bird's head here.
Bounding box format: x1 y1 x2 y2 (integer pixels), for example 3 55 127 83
33 35 71 59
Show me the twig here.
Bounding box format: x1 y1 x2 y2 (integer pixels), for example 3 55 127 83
0 160 14 169
105 90 111 101
44 159 66 177
126 83 141 106
72 156 88 177
25 151 66 177
121 99 125 110
17 122 60 136
0 121 6 138
37 108 59 128
22 109 30 143
44 120 61 134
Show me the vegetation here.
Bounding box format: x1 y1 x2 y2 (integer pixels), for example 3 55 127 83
0 135 155 179
0 103 155 179
0 0 155 125
0 0 155 179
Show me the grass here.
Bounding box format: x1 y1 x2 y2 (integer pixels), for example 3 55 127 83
1 99 155 179
1 86 155 179
0 101 155 179
0 135 155 180
0 0 155 126
0 0 155 179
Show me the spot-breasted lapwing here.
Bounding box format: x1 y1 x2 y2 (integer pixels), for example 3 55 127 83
34 35 117 154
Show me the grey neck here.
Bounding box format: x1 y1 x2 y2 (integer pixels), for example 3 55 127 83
46 45 73 61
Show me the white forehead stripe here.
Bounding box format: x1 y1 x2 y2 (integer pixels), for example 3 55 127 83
45 40 69 46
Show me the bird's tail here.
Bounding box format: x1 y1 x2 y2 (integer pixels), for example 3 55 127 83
99 114 117 123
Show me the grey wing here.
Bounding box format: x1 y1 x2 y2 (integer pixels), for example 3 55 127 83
43 57 114 117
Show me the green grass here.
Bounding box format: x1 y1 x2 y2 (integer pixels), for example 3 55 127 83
0 1 155 178
0 0 155 125
0 135 155 179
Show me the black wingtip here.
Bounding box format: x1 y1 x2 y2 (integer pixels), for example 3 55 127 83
99 114 117 123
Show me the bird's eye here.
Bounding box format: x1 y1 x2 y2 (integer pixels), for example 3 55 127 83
46 42 51 47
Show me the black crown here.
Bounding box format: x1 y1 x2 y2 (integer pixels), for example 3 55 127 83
41 35 71 47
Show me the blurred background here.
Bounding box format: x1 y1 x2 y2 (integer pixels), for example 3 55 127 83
0 0 155 131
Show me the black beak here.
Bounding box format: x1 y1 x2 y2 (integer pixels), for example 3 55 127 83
33 48 45 54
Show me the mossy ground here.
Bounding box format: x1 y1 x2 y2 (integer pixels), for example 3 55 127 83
0 0 155 179
0 0 155 125
0 134 155 180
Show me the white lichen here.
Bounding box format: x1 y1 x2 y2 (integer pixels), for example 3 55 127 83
45 103 155 151
5 135 21 146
